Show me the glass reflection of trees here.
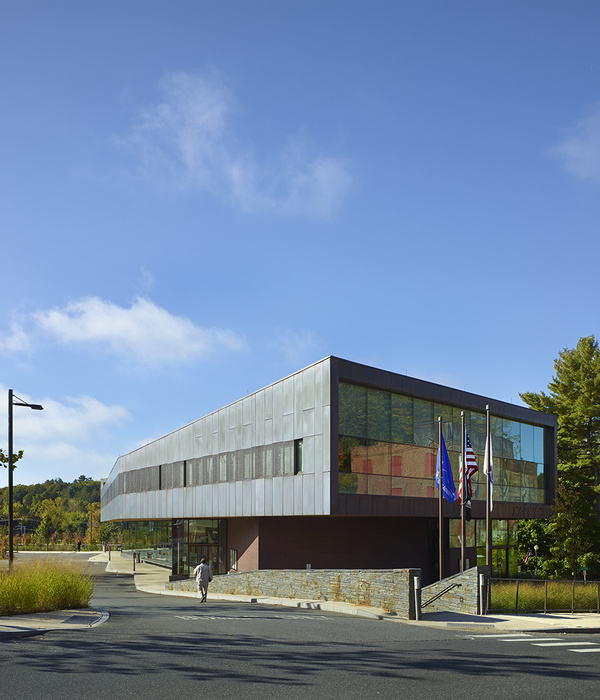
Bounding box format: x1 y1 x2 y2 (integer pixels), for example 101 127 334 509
338 382 545 504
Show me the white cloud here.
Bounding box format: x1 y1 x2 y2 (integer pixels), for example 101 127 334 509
4 442 119 487
33 296 247 365
270 328 323 367
121 71 353 218
136 266 156 294
0 389 129 444
19 395 129 443
547 106 600 182
0 388 130 485
0 322 31 353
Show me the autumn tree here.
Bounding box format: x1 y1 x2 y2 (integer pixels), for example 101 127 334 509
520 335 600 578
0 476 108 548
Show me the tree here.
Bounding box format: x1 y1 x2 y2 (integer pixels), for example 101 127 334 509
0 449 24 471
35 497 67 538
520 335 600 578
35 514 53 546
97 521 120 545
86 502 101 546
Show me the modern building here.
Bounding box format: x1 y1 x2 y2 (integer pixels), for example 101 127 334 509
101 356 557 585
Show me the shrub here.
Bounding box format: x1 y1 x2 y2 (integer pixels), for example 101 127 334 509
0 558 95 615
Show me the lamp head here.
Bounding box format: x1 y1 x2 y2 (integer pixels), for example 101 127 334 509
11 393 44 410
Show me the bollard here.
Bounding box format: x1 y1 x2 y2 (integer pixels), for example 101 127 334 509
414 575 421 621
479 573 485 615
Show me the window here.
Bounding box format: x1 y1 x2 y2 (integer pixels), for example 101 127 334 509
294 439 303 474
229 548 238 572
338 381 548 505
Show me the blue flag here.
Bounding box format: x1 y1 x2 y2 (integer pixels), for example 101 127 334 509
435 433 457 503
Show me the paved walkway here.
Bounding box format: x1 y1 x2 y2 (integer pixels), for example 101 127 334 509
2 552 599 639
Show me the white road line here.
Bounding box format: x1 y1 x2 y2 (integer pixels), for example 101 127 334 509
570 647 600 653
470 633 532 638
498 637 561 642
532 641 599 647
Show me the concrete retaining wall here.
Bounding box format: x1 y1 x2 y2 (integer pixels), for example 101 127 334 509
168 568 422 619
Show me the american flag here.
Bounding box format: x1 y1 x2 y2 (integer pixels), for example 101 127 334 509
458 430 479 504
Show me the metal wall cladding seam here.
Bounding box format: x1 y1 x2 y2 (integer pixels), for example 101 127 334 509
102 358 333 520
263 478 274 516
272 381 283 443
302 472 316 515
254 479 265 517
254 391 265 446
294 474 303 515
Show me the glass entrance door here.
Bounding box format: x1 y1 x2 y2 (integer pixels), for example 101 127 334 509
189 544 219 573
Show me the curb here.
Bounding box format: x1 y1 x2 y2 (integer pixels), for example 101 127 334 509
0 608 110 641
0 629 47 641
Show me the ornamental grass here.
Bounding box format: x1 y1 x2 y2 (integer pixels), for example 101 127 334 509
0 558 95 616
490 579 600 613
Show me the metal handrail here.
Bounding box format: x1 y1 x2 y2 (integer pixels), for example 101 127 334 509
421 582 462 609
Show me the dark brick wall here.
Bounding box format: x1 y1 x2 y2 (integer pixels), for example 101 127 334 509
228 518 259 571
255 516 434 580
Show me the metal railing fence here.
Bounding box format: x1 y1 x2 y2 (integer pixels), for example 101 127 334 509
489 578 600 614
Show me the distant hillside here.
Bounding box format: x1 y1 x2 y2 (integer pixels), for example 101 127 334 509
0 475 113 546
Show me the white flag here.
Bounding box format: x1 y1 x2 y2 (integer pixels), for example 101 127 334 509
484 431 494 511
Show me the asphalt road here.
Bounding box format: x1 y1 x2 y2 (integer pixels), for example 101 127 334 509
1 561 599 699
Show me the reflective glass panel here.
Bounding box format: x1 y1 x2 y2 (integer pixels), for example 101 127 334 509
337 383 549 505
368 388 391 441
391 394 413 444
492 519 508 546
503 420 521 460
533 427 544 464
521 423 534 462
339 383 367 438
414 399 434 447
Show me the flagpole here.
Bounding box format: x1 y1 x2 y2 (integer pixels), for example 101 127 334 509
485 404 492 568
461 411 466 573
438 416 443 581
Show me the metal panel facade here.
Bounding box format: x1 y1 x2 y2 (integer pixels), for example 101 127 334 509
101 358 333 522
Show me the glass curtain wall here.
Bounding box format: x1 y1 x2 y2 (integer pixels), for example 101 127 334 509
121 521 172 565
172 519 227 578
338 382 546 505
121 519 227 577
449 518 519 577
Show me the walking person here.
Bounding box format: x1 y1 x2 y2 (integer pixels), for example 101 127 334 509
193 557 213 603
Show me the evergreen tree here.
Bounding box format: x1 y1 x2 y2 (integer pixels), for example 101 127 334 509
520 335 600 578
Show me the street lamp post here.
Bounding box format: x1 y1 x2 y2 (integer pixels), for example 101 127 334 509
8 389 43 569
534 544 539 577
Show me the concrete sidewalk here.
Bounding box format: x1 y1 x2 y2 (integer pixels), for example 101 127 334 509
2 552 599 638
100 553 600 634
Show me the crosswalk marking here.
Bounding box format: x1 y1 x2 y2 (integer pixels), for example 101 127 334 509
532 641 598 647
499 637 561 642
465 632 600 654
470 633 532 638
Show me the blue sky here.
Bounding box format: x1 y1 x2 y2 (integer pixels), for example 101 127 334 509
1 1 599 486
